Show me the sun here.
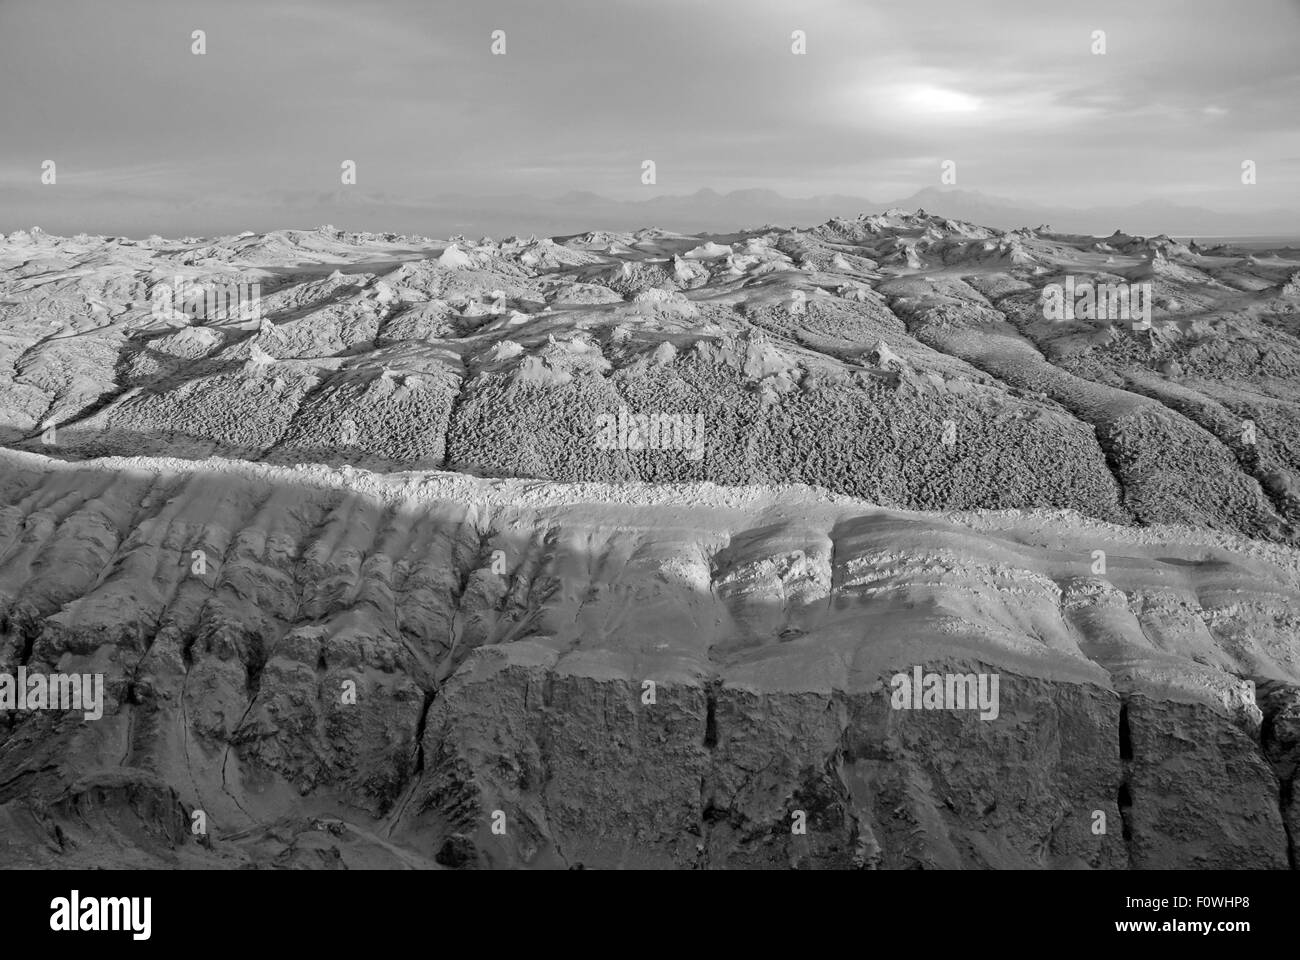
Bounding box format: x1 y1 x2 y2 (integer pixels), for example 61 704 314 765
901 85 982 114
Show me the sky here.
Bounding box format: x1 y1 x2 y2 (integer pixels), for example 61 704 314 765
2 0 1298 237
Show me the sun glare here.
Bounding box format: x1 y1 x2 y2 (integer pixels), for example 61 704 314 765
901 85 982 114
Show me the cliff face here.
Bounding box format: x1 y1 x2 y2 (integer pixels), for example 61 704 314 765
2 450 1296 868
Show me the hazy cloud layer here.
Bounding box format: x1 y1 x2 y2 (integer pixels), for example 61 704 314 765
2 0 1297 236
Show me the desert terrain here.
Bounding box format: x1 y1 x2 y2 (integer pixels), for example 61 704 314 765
1 211 1298 868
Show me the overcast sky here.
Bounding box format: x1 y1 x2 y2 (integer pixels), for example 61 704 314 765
2 0 1298 236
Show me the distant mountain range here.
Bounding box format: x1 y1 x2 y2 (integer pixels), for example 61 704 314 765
5 184 1295 242
419 186 1296 240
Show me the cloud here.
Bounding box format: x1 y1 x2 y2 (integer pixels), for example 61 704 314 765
0 0 1296 232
